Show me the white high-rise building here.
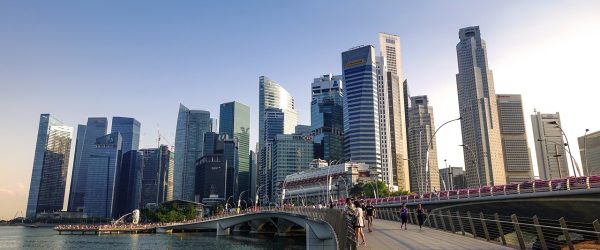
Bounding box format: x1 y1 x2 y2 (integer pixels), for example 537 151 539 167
455 26 506 187
378 32 410 191
531 112 569 179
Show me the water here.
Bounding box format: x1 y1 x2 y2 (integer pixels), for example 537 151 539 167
0 226 305 250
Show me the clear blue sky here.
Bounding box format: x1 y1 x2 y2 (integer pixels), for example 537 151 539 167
1 0 599 219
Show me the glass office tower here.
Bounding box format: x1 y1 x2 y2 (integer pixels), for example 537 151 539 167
26 114 73 219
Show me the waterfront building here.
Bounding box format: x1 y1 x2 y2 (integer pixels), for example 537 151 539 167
219 101 250 198
111 117 142 217
455 26 506 187
284 162 374 205
271 134 314 202
68 117 108 212
258 76 297 204
378 32 410 191
497 94 534 183
260 107 285 203
311 74 344 162
139 145 174 208
579 130 600 176
195 134 237 203
84 132 122 218
407 95 440 193
249 150 257 202
26 114 73 219
532 112 569 179
174 104 212 201
341 45 382 179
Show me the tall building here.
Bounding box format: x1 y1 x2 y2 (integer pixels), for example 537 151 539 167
378 33 410 191
139 145 174 208
249 150 257 202
26 114 73 218
195 134 237 202
532 112 569 179
271 134 314 201
111 117 142 217
259 108 285 203
68 117 108 212
258 76 297 202
496 95 534 183
407 96 440 193
219 101 250 199
342 45 382 179
455 26 506 187
84 132 122 218
579 130 600 176
311 74 344 163
174 104 212 201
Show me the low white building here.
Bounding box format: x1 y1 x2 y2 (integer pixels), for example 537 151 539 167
283 161 376 205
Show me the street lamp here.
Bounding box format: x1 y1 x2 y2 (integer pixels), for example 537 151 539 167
337 176 349 199
424 117 461 193
538 139 568 178
90 154 111 218
549 121 580 176
237 190 248 212
459 144 481 188
584 129 590 176
255 184 265 209
225 195 234 214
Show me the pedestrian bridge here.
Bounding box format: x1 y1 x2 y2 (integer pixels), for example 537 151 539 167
158 209 352 250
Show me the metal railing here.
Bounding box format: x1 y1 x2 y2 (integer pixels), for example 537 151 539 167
338 176 600 206
375 207 600 250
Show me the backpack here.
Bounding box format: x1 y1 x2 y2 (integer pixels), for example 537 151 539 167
351 213 358 226
401 208 408 216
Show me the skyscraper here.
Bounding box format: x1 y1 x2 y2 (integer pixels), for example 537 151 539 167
311 74 344 163
532 112 569 179
258 76 297 202
497 94 533 183
174 104 212 201
26 114 73 219
407 96 440 193
271 134 314 201
249 150 257 201
342 45 381 179
138 145 174 208
195 134 237 202
455 26 506 187
111 117 142 217
68 117 108 212
219 101 250 199
84 132 122 218
260 108 285 202
579 130 600 176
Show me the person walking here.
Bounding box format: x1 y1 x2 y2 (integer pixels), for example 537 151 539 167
353 200 366 245
365 200 376 232
416 203 426 230
400 203 408 230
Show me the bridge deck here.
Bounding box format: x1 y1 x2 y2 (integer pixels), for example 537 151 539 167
358 219 511 250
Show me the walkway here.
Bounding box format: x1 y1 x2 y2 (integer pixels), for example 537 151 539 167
358 219 512 250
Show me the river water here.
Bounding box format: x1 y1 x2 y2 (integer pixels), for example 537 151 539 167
0 226 305 250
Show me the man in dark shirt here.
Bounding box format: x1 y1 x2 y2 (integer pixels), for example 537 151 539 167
365 200 376 232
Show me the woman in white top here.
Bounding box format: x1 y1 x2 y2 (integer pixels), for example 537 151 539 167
353 200 366 245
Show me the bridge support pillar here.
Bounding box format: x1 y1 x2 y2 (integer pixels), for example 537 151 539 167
216 222 230 236
305 222 336 250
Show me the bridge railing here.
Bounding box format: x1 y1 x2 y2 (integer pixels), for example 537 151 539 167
352 176 600 206
375 206 600 250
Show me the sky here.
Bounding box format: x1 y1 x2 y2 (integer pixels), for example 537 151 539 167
1 0 599 219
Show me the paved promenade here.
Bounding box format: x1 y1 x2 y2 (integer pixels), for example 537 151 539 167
357 219 512 250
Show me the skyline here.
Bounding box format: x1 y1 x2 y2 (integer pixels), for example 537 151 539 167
2 0 600 219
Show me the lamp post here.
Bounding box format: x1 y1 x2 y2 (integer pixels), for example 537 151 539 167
424 117 461 193
225 195 234 214
237 190 248 212
549 121 580 176
404 158 420 195
90 154 111 218
459 144 481 188
337 176 349 198
538 139 570 178
584 129 590 176
255 184 265 209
